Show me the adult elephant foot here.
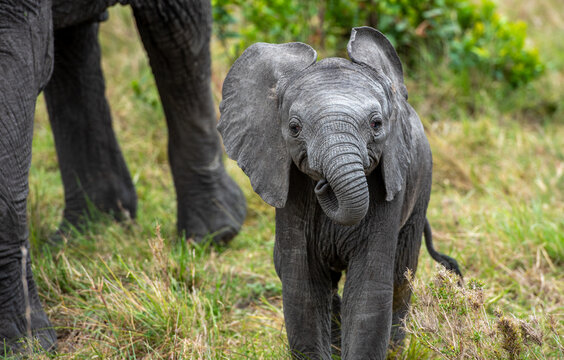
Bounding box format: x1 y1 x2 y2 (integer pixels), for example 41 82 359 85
59 173 138 230
1 249 56 355
47 171 138 244
176 166 246 244
1 309 56 356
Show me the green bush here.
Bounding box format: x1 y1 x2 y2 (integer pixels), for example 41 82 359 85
212 0 543 87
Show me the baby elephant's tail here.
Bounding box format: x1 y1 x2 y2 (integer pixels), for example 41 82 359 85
424 219 463 278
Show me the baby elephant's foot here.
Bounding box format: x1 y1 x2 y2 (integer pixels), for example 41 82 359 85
177 168 246 244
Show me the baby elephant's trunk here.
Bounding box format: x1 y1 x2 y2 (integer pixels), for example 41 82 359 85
314 149 369 226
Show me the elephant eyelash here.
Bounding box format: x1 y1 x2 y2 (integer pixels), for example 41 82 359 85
369 117 384 134
288 118 303 137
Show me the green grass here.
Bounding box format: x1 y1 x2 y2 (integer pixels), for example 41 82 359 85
22 0 563 358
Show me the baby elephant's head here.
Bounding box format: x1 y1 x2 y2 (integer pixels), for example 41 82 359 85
219 27 410 226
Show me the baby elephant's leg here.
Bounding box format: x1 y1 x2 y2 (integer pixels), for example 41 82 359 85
330 270 342 357
275 246 333 359
390 210 425 347
341 249 396 359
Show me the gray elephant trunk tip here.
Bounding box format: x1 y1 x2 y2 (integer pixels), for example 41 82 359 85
314 179 336 209
314 178 369 226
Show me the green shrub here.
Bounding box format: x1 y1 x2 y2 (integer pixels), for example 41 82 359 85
212 0 543 87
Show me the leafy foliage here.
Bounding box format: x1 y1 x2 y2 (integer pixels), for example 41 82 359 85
212 0 543 87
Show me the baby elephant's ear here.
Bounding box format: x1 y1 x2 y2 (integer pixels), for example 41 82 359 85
347 27 408 100
218 42 317 208
348 27 411 202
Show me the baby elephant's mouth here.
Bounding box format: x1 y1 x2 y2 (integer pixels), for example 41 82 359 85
364 154 380 175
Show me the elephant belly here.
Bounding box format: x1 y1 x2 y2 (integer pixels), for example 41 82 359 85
309 219 367 273
52 0 124 29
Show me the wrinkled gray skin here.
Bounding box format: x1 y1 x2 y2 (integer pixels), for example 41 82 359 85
0 0 246 354
219 27 460 359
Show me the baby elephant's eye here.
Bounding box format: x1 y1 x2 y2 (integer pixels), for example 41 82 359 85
289 119 302 137
370 118 383 133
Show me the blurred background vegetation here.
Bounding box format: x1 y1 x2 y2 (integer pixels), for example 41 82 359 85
20 0 562 358
213 0 544 87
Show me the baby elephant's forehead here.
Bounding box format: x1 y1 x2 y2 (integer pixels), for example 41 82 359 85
282 63 385 118
284 58 384 101
302 61 371 84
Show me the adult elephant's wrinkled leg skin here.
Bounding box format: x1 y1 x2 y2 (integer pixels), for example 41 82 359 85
131 0 246 243
0 0 56 353
44 20 137 232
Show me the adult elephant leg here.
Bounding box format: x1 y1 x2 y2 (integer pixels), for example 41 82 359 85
0 0 56 353
130 0 246 243
44 20 137 231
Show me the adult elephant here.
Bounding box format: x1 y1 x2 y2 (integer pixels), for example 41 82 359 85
0 0 246 353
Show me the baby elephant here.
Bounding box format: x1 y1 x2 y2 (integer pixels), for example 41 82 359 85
219 27 461 359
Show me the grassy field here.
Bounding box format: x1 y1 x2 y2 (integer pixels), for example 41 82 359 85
21 0 562 358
